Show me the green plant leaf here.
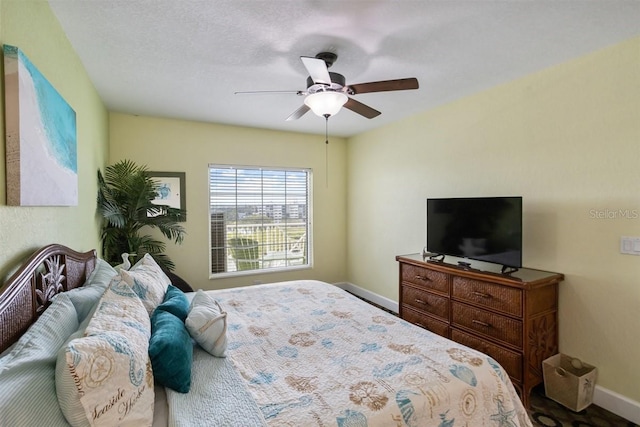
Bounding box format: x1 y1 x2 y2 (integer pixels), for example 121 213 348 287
97 159 186 270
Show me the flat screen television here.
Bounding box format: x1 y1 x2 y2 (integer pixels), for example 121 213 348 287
426 196 522 268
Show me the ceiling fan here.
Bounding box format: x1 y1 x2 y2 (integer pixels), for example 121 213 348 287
235 52 419 121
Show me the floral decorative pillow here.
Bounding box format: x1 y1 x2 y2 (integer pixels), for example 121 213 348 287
119 253 170 315
56 280 154 427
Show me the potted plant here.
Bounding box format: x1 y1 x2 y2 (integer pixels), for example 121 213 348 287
97 159 186 271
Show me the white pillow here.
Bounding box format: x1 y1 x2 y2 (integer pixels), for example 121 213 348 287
129 252 170 278
185 290 228 358
56 280 154 427
119 253 170 315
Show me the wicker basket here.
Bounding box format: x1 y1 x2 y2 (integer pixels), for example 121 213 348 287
543 353 597 412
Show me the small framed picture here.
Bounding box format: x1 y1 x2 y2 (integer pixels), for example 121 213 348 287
147 171 186 221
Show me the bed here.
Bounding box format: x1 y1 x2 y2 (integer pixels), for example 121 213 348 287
0 244 533 426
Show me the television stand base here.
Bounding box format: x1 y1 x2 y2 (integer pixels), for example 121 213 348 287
422 248 445 262
501 265 519 275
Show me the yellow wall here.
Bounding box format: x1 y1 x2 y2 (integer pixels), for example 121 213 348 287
109 113 348 290
2 0 638 407
0 0 107 280
347 36 640 401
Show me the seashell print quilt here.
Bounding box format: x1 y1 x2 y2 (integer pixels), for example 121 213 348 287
180 280 533 426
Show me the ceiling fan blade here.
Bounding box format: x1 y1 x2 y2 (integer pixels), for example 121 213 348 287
344 97 381 119
235 90 305 95
300 56 331 85
348 77 419 95
285 104 310 121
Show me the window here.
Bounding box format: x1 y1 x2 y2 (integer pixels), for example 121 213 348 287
209 165 311 277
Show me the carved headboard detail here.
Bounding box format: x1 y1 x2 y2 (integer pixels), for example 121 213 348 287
0 244 97 353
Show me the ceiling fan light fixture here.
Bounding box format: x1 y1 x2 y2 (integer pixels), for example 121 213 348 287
304 91 348 117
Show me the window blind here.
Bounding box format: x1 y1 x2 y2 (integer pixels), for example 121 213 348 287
209 165 311 276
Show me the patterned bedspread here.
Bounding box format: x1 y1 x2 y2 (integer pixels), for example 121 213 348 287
187 280 532 426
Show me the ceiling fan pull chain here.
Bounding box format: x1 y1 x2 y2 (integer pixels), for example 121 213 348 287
324 114 329 188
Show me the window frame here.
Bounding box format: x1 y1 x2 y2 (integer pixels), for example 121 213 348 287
208 164 313 279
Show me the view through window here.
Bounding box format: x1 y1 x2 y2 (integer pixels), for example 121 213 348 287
209 165 311 277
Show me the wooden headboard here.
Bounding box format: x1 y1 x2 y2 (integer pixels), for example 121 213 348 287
0 244 97 353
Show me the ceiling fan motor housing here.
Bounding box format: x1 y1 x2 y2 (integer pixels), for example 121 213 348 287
315 52 337 67
306 72 347 94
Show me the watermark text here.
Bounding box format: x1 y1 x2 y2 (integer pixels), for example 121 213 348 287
589 209 639 219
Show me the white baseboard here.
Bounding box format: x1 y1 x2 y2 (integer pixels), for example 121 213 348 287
594 385 640 424
334 282 640 424
333 282 399 314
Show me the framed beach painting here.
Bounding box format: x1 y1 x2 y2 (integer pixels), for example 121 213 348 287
3 45 77 206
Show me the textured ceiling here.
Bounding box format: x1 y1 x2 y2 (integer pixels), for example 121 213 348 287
49 0 640 137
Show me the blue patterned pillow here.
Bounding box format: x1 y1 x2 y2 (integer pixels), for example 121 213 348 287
56 280 155 426
120 253 170 315
149 309 192 393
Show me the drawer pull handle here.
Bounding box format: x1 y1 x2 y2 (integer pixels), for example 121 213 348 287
472 319 492 328
472 291 491 299
414 298 427 305
414 275 432 282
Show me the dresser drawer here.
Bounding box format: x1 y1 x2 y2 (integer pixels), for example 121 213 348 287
402 306 450 338
451 302 522 348
452 276 522 317
401 284 448 321
397 254 563 409
401 263 449 294
451 328 523 382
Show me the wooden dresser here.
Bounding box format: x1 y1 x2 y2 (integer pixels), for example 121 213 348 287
396 253 563 408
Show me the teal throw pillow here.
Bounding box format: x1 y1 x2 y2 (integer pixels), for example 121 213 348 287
156 284 189 321
149 309 192 393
